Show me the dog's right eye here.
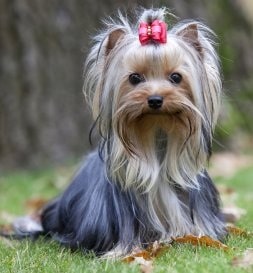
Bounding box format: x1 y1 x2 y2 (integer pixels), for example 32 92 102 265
169 73 182 84
129 73 145 85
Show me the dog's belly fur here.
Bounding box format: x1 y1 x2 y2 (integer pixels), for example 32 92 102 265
41 150 226 255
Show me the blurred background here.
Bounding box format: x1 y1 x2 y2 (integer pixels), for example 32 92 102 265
0 0 253 171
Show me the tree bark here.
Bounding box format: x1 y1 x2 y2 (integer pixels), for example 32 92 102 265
0 0 252 170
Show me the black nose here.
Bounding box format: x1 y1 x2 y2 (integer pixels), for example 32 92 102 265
147 95 163 109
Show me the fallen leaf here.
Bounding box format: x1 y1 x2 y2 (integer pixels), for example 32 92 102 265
123 241 171 263
217 185 236 195
210 153 253 178
146 241 171 258
222 207 246 224
232 248 253 268
123 251 154 273
173 235 229 250
123 250 152 263
139 258 154 273
0 224 14 235
227 225 252 237
123 241 171 273
25 198 48 212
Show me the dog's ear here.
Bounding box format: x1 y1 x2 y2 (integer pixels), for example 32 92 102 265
177 24 202 55
106 29 126 56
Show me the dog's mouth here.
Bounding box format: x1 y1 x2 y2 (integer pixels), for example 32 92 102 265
114 103 198 157
143 108 183 116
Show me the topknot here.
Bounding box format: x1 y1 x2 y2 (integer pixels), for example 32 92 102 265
138 8 167 24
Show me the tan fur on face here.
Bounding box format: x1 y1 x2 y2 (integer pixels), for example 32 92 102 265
112 41 202 158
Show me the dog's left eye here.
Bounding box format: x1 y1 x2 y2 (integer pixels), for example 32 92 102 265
169 73 182 84
129 73 145 85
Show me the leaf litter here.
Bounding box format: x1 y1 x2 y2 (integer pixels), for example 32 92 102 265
172 235 229 250
209 152 253 178
232 248 253 269
123 235 231 272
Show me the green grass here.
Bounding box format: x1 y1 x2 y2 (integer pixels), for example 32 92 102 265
0 163 252 273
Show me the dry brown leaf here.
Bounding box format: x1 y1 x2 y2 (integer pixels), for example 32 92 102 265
210 153 253 178
0 223 14 235
123 241 171 263
25 198 48 212
139 259 154 273
123 241 171 273
227 225 253 237
222 207 246 224
217 185 236 195
132 257 153 273
173 235 229 250
146 241 171 258
123 251 154 273
232 248 253 268
123 250 152 263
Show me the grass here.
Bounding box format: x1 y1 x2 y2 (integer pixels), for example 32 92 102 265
0 161 252 273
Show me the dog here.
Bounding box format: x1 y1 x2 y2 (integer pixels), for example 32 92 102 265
13 8 226 256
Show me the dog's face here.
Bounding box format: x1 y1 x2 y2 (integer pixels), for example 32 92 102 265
109 28 207 156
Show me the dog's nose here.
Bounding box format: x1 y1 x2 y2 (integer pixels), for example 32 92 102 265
147 95 163 109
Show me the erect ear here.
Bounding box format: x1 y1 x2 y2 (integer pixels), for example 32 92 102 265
177 24 203 55
105 29 126 56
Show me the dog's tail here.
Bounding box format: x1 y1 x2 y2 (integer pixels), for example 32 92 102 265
0 215 44 240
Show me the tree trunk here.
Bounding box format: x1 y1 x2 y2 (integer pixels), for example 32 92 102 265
0 0 252 170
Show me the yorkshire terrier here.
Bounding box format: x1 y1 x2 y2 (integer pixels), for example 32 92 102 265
13 8 226 256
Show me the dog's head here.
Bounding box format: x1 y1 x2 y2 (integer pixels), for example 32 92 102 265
84 8 222 189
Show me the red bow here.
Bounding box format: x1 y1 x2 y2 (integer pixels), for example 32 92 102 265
138 20 167 45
